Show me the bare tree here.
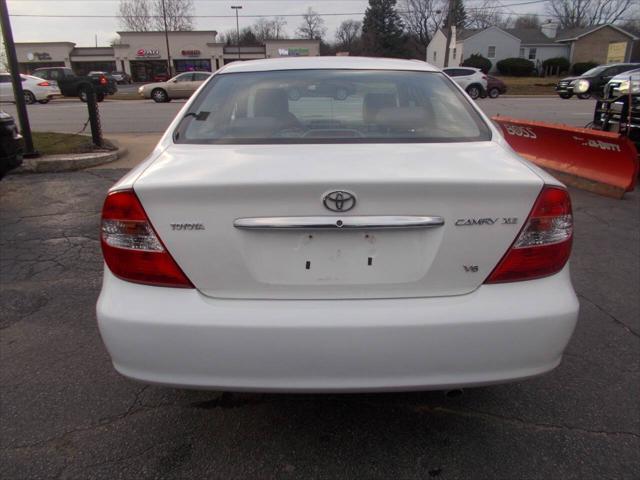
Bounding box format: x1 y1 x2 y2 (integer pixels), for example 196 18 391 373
467 0 511 29
272 16 288 39
546 0 633 29
401 0 447 47
335 20 362 50
296 8 327 40
253 18 275 42
252 18 287 42
118 0 153 31
514 14 540 29
152 0 194 31
117 0 194 31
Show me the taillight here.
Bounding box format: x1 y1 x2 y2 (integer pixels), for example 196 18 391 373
99 76 107 85
101 190 193 288
37 81 50 86
485 186 573 283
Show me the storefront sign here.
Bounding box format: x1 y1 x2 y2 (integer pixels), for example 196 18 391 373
27 52 52 61
278 48 310 57
181 49 201 57
136 48 161 58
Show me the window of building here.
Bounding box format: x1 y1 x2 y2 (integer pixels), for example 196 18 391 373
488 46 496 58
174 59 212 73
453 48 457 59
528 48 537 60
519 48 525 58
433 51 437 62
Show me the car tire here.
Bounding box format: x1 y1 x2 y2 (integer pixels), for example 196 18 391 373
23 91 36 105
488 87 500 99
97 93 105 102
151 88 169 103
559 93 572 99
37 99 50 104
577 93 591 100
78 88 88 102
466 85 481 100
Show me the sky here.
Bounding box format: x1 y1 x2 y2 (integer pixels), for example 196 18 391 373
5 0 553 47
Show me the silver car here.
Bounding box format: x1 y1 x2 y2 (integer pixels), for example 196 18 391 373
138 71 212 103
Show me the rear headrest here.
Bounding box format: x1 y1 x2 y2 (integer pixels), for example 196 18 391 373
363 93 397 123
254 88 290 117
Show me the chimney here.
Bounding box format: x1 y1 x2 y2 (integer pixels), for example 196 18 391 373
541 21 558 39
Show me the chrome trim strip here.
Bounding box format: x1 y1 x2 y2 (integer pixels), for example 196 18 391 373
234 216 445 230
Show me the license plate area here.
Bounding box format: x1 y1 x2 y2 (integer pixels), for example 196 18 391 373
239 229 439 286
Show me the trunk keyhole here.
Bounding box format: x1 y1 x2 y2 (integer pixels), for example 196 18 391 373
305 261 311 270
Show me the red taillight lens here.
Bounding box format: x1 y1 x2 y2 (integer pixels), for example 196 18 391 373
485 186 573 284
37 81 51 86
99 76 108 85
101 190 193 288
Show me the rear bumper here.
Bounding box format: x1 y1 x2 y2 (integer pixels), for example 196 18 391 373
97 267 579 392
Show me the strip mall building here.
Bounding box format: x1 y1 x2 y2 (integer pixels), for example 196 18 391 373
15 31 320 82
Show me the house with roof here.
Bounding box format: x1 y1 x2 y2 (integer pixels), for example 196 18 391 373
426 23 638 72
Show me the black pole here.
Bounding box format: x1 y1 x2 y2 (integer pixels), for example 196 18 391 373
0 0 38 157
161 0 172 77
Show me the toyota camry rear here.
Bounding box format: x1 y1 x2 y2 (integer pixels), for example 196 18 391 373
97 57 579 392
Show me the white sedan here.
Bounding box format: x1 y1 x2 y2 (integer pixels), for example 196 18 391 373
0 72 61 104
97 57 578 392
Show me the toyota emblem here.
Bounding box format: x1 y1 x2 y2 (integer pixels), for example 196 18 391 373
323 191 356 212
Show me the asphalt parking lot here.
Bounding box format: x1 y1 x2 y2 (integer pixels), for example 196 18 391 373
1 167 638 479
0 96 597 134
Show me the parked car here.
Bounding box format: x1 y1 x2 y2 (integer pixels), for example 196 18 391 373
0 72 61 104
442 67 488 99
486 75 507 98
592 68 640 151
0 110 22 179
555 63 639 99
32 67 117 102
138 71 212 102
111 71 132 84
98 57 578 392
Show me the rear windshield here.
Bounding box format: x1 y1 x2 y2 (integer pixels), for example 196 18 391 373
174 69 491 144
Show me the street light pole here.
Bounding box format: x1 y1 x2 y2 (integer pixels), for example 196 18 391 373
161 0 172 77
231 6 242 60
0 0 37 157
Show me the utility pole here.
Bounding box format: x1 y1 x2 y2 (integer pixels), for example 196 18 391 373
161 0 172 77
231 6 242 60
443 0 456 68
0 0 37 157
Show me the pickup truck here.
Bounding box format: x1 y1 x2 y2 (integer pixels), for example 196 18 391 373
31 67 117 102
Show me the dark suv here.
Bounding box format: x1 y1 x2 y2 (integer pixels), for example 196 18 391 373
32 67 117 102
555 63 639 99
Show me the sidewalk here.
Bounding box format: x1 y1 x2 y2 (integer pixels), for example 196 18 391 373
91 132 161 169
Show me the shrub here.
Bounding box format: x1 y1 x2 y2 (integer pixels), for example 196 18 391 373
542 57 570 75
496 58 535 76
462 54 492 74
572 61 599 76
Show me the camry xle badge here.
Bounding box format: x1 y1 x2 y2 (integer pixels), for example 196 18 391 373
323 191 356 212
455 217 518 226
171 223 205 231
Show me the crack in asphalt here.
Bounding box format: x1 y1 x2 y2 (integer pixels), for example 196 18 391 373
577 293 640 338
415 405 640 439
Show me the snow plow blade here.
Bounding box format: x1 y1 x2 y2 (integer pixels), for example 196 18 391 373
492 116 639 199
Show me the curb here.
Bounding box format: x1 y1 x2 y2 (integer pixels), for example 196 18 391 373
14 146 126 174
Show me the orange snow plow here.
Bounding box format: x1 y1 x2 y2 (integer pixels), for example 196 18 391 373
492 116 639 199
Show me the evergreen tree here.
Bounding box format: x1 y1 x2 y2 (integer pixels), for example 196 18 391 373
445 0 468 29
361 0 409 58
